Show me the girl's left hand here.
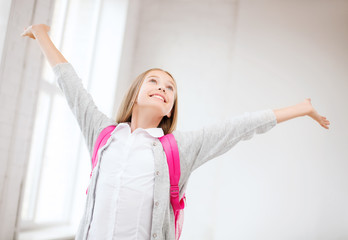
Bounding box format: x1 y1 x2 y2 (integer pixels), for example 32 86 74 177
21 24 51 40
305 98 331 129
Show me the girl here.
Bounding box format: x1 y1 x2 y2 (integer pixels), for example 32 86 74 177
21 24 330 240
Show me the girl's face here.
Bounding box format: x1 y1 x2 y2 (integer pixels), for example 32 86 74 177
136 70 176 118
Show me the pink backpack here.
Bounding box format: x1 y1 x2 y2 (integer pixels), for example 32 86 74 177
85 125 186 240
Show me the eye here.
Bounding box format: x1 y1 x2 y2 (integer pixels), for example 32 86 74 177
150 78 174 91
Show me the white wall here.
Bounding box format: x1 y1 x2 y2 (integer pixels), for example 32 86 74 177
215 1 348 239
121 0 348 239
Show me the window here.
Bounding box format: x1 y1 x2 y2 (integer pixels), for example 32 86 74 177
0 0 13 60
19 0 129 238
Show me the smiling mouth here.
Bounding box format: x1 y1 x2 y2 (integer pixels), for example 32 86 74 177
149 95 166 102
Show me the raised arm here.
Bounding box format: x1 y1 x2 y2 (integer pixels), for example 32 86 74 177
174 108 278 174
21 24 115 164
175 98 330 174
21 24 67 68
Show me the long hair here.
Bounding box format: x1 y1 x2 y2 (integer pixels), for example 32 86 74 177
115 68 178 135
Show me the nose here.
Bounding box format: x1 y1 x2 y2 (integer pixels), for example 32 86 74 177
158 87 165 92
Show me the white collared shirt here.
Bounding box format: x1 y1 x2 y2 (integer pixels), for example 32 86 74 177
87 122 164 240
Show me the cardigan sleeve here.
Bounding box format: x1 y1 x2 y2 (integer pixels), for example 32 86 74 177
175 109 278 174
52 62 115 164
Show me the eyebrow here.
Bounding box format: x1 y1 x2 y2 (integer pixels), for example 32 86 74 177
147 75 175 87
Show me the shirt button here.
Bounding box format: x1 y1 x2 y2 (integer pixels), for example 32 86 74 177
156 170 160 176
153 141 157 146
153 233 157 238
155 201 159 207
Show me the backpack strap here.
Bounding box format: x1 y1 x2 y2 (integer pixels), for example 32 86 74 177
159 133 186 239
86 125 116 194
91 125 117 172
158 134 186 214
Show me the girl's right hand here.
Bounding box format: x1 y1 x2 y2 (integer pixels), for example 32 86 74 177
305 98 331 129
20 24 51 40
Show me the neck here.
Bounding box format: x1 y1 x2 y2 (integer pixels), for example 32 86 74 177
130 104 163 133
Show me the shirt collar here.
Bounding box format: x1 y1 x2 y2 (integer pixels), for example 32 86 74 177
144 127 165 138
117 122 164 138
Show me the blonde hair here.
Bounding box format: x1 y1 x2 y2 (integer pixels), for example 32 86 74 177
115 68 178 135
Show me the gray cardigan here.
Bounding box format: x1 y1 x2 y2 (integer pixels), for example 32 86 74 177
52 62 278 240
